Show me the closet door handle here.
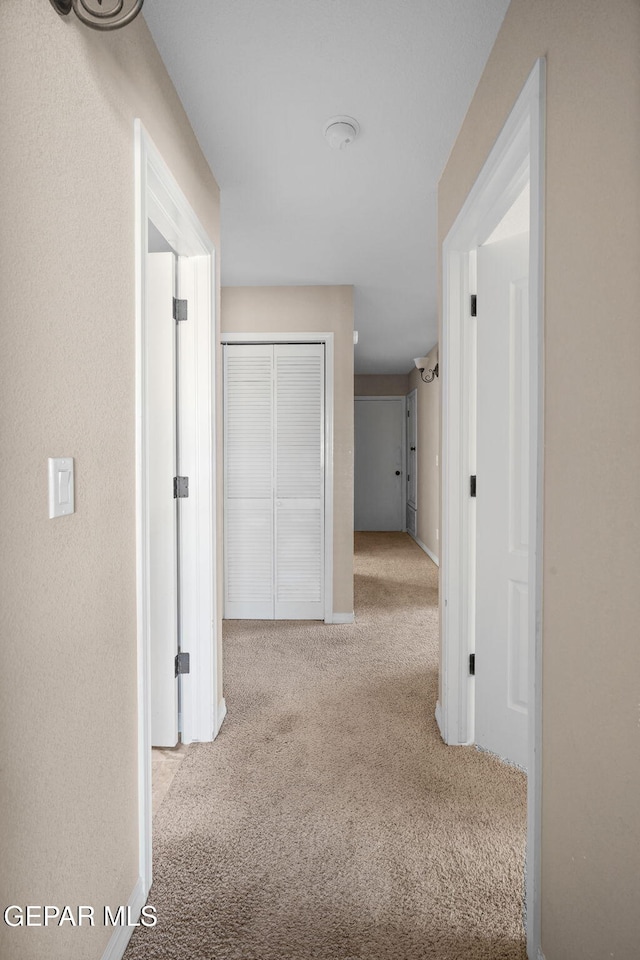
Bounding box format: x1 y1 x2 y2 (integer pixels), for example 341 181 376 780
395 470 401 475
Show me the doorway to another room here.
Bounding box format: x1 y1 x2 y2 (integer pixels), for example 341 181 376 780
135 122 221 913
440 59 545 959
354 397 406 532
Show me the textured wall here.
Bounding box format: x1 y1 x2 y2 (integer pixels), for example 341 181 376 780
408 346 440 560
0 3 220 959
438 1 640 956
222 286 354 617
354 374 409 396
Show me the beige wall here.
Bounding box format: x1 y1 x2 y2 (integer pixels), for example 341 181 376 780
439 1 640 956
408 346 440 560
354 373 409 396
0 3 220 959
222 286 354 616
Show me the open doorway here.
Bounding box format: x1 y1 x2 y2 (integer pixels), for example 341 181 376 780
135 122 222 906
354 396 406 531
439 60 545 959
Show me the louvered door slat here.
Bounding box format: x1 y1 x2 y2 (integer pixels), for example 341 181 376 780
224 344 274 617
274 343 324 619
224 342 325 621
225 351 272 499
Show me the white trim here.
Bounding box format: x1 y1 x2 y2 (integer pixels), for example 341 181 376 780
215 697 227 736
537 951 547 960
409 532 439 567
221 332 335 623
528 56 546 960
135 121 220 897
440 59 545 960
434 700 445 741
99 877 146 960
329 612 355 624
406 386 418 518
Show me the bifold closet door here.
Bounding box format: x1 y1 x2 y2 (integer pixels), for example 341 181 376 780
274 344 324 619
224 343 325 620
224 344 274 618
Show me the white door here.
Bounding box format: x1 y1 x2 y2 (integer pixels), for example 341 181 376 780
224 343 325 620
148 252 179 747
354 398 404 531
274 344 325 619
475 231 529 769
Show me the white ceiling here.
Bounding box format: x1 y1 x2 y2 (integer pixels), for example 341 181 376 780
144 0 510 374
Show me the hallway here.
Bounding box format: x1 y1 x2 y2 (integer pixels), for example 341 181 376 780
126 533 526 960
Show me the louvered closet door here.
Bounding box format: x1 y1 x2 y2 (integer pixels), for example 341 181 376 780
224 342 325 620
274 343 325 619
224 344 274 618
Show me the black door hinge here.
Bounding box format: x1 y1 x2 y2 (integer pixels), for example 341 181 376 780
175 652 190 676
469 653 475 676
470 294 477 317
470 475 477 497
173 298 188 322
173 476 189 499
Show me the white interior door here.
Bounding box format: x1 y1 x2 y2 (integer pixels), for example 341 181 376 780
475 231 529 769
148 252 179 747
224 342 325 620
354 398 404 531
224 343 274 619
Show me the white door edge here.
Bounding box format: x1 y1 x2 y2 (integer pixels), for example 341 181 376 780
440 58 545 960
221 332 335 623
135 120 219 896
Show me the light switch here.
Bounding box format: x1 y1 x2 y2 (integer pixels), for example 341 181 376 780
48 458 74 519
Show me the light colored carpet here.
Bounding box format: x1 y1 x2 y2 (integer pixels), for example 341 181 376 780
126 532 526 960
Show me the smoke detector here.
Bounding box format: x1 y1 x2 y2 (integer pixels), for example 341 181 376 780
323 116 360 150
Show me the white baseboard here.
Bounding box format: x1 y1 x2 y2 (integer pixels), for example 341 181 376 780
100 876 146 960
409 532 439 566
537 950 546 960
435 700 445 742
328 612 355 624
215 698 227 737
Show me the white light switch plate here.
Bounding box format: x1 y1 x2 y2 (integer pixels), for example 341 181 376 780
48 457 74 519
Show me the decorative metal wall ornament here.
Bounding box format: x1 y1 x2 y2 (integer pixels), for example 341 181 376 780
418 362 438 383
50 0 144 31
413 357 439 383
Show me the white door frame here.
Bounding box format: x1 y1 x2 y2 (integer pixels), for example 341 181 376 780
354 395 407 532
438 60 545 959
406 385 418 514
135 121 221 896
221 332 335 623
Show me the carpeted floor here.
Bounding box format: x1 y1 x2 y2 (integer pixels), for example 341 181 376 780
126 532 526 960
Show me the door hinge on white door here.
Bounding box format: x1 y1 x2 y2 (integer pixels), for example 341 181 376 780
469 653 475 676
175 652 190 676
470 475 477 497
470 294 477 317
173 297 188 322
173 476 189 498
